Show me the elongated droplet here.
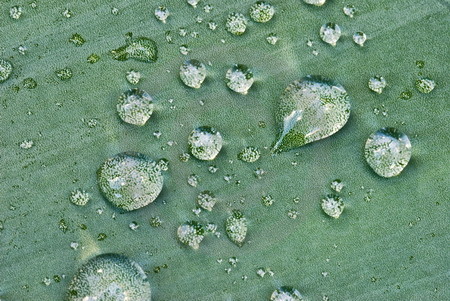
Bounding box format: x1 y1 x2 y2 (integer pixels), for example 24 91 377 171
270 286 304 301
67 254 151 301
117 88 154 126
273 76 350 153
111 36 158 63
188 126 223 160
364 128 412 178
225 210 248 246
177 221 205 249
180 59 207 88
320 23 341 46
97 152 163 211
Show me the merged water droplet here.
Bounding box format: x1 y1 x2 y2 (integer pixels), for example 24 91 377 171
272 76 351 153
111 36 158 63
368 76 387 94
353 32 367 46
155 6 170 23
321 194 344 218
226 13 248 35
238 146 261 163
97 152 164 211
177 221 205 249
225 210 248 247
415 78 436 94
180 59 207 89
0 59 13 83
270 286 304 301
117 88 154 126
249 1 275 23
196 190 217 211
225 64 254 94
67 254 151 301
188 126 223 160
320 23 341 46
364 128 412 178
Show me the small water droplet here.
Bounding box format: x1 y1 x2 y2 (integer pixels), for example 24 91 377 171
87 53 100 64
67 254 151 300
97 152 164 211
368 76 387 94
238 146 261 163
177 221 205 249
415 78 435 93
69 33 86 46
22 77 37 89
187 174 200 187
353 32 367 46
154 6 170 23
364 128 412 177
18 45 27 55
62 8 73 18
126 70 141 85
415 60 425 69
55 67 73 80
10 6 23 19
226 13 248 36
270 286 304 301
149 216 162 227
330 179 344 192
287 209 299 219
321 194 344 218
19 139 34 149
261 194 275 206
343 5 356 17
225 64 254 94
129 221 139 231
188 126 223 160
273 76 350 153
266 33 279 45
207 21 217 30
111 7 119 15
225 210 248 246
0 59 13 83
179 44 191 55
179 152 191 162
70 242 79 250
187 0 200 8
196 190 217 211
180 59 207 89
249 1 275 23
320 23 341 46
399 90 413 100
116 88 154 126
70 189 90 206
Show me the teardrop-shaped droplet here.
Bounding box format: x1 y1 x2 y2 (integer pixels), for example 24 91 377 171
270 286 304 301
67 254 151 301
364 128 412 178
180 59 207 88
225 210 248 247
272 76 350 153
97 152 163 211
117 88 154 126
188 126 223 160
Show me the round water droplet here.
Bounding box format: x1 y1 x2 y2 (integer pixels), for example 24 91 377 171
0 59 13 83
270 286 304 301
364 128 412 178
343 5 356 17
97 152 163 211
273 76 350 153
188 126 223 160
67 254 151 301
117 88 154 126
368 76 387 94
415 78 435 94
226 13 248 35
238 146 261 163
266 33 279 45
225 64 254 94
155 6 170 23
353 32 367 46
225 210 248 247
249 2 275 23
196 190 217 211
70 189 90 206
126 70 141 85
177 221 205 249
321 194 344 218
320 23 341 46
180 59 207 89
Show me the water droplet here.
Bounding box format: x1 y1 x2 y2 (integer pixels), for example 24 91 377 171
67 254 151 300
270 286 304 301
126 70 141 85
19 139 34 149
157 158 169 171
180 59 207 89
399 90 413 100
287 209 299 219
18 45 27 55
321 194 344 218
207 21 217 30
368 76 387 94
59 219 69 233
70 242 79 250
22 77 37 89
320 23 341 46
203 4 213 13
196 190 217 211
195 16 203 23
330 179 344 192
177 221 205 249
272 76 350 153
10 6 23 19
187 0 200 8
225 64 254 94
415 60 425 69
154 6 170 23
0 59 13 83
97 152 163 211
353 32 367 46
364 128 412 178
261 194 275 206
225 210 248 247
55 67 73 80
69 33 86 46
62 8 73 18
111 36 158 63
149 216 162 227
129 221 139 231
415 78 435 93
179 152 191 162
70 189 90 206
249 1 275 23
42 277 52 286
266 33 279 45
187 174 200 187
179 44 191 55
343 5 356 17
87 53 100 64
208 165 218 173
226 13 248 36
238 146 261 163
116 88 154 126
188 126 223 160
111 7 119 15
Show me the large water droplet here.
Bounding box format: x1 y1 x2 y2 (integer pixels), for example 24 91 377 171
97 152 163 211
117 88 154 126
270 286 304 301
272 76 350 153
188 126 223 160
177 221 205 249
249 1 275 23
320 23 341 46
226 13 248 35
67 254 151 301
180 59 207 88
225 64 254 94
364 128 412 178
111 36 158 63
225 210 248 247
321 194 344 218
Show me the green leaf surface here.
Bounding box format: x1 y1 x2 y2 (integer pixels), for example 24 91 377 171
1 0 449 300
